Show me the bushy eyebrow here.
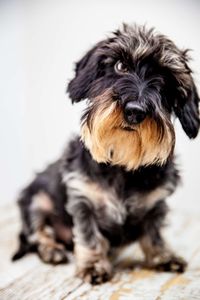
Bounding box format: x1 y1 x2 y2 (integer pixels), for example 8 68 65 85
98 45 134 69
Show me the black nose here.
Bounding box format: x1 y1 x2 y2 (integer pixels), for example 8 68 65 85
124 102 146 125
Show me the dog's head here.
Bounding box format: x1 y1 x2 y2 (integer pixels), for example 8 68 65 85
67 24 200 170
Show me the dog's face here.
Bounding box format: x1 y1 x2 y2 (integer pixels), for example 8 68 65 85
68 24 200 170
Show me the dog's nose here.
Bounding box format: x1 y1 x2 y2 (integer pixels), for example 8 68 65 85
124 102 146 125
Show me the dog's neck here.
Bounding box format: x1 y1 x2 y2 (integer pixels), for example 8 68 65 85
69 137 176 192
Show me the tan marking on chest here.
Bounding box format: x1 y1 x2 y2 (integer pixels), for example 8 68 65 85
125 183 173 212
63 171 126 224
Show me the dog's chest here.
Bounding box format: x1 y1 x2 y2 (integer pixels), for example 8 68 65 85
64 171 126 224
64 170 171 226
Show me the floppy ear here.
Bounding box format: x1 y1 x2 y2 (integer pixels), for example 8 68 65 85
157 38 200 138
174 81 200 138
67 45 100 103
163 49 200 139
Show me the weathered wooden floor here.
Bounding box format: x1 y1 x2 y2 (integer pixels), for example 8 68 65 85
0 203 200 300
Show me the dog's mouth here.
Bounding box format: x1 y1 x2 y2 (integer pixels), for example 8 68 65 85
119 124 136 131
113 124 136 132
121 126 135 131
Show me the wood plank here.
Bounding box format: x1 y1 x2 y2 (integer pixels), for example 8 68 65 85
0 204 200 300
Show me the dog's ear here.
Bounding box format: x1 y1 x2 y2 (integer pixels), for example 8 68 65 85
161 47 200 139
67 44 100 103
174 80 200 139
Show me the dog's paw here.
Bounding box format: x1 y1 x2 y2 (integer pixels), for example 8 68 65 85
77 259 112 284
153 254 187 273
38 243 68 264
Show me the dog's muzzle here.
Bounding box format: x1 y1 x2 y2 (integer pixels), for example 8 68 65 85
124 102 146 125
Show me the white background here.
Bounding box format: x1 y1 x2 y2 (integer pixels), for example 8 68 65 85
0 0 199 213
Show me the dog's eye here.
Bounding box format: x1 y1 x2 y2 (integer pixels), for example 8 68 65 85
114 61 128 74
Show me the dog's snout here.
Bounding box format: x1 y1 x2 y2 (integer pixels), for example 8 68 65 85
124 102 146 125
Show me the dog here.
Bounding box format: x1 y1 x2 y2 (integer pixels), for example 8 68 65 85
13 24 200 284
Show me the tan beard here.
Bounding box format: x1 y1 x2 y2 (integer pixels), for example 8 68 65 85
81 89 175 170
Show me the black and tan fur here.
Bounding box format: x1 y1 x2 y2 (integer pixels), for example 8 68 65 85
13 24 199 284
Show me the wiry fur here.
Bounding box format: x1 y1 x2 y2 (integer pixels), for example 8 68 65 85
81 88 174 170
13 24 199 284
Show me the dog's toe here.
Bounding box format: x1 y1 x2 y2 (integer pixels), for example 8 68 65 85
38 243 68 264
77 259 112 284
154 255 187 273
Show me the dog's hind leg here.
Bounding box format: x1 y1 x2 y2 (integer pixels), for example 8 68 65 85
13 188 68 264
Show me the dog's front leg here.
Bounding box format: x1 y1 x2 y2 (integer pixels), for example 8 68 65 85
139 226 187 273
68 200 112 284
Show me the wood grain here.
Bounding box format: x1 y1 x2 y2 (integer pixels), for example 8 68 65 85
0 204 200 300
